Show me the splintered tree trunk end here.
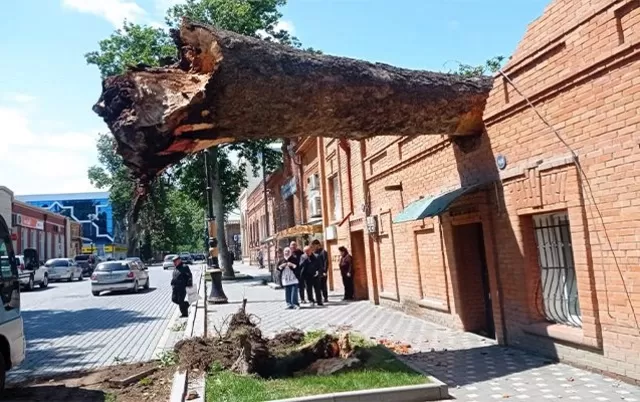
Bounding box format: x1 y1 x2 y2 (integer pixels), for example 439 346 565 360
94 21 494 184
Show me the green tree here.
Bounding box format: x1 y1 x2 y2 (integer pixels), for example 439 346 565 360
86 0 300 274
451 56 505 77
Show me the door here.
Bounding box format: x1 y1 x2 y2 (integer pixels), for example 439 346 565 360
349 230 369 300
0 216 21 319
452 223 495 339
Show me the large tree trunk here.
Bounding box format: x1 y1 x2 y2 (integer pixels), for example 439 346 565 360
93 20 493 186
210 146 233 277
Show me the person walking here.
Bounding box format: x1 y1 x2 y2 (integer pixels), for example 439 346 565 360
171 255 193 317
312 239 329 303
277 247 300 309
338 246 355 300
299 245 323 306
257 249 264 269
289 241 306 303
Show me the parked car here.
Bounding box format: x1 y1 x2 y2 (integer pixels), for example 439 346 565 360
163 254 177 270
45 258 83 282
0 215 26 393
91 260 150 296
16 248 49 290
179 252 193 264
192 253 205 261
74 254 97 276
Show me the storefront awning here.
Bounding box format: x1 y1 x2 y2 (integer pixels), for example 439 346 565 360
275 224 323 239
393 184 485 223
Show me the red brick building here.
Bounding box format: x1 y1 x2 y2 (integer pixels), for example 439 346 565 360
311 0 640 383
11 200 69 259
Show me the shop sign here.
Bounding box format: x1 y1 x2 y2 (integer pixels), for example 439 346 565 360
20 216 44 230
281 177 297 199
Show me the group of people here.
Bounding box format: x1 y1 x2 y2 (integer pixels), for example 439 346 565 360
276 240 354 309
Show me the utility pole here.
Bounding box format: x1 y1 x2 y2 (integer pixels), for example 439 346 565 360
204 147 228 304
262 149 271 276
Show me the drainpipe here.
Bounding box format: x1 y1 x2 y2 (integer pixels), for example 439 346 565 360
317 137 333 290
339 138 354 214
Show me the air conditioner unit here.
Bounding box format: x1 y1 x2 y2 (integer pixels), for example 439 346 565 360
308 195 322 218
15 214 22 226
307 174 320 191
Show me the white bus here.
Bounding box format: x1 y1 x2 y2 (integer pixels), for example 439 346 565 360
0 215 25 392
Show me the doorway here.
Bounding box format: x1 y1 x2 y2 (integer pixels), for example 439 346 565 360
452 222 495 339
349 230 369 300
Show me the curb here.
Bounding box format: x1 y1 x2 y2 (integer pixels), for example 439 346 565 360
169 266 206 402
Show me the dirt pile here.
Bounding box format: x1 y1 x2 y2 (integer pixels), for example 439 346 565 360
174 299 353 378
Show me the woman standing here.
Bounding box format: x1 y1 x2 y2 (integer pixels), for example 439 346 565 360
338 246 355 300
278 247 300 309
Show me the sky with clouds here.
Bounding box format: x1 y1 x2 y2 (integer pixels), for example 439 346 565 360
0 0 548 196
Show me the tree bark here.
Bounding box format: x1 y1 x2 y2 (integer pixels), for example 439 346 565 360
209 146 233 277
93 20 493 185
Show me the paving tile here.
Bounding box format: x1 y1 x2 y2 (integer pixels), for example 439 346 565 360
9 264 203 380
207 263 640 401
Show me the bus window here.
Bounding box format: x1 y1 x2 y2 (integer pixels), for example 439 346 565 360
0 241 19 311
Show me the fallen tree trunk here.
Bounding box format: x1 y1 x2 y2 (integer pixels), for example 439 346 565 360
93 20 494 185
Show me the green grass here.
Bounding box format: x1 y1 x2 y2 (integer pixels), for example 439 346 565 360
206 332 428 402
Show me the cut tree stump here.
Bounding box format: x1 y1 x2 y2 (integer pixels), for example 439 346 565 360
93 20 494 187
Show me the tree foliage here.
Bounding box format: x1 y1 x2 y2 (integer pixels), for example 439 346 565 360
85 22 176 78
452 56 505 77
85 0 298 261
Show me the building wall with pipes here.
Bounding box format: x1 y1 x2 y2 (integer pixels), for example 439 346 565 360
313 0 640 382
481 0 640 382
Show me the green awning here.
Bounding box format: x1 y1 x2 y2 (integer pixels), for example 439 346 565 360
393 184 484 223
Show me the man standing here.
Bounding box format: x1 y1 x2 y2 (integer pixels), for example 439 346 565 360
299 245 323 306
312 239 329 303
289 241 305 303
171 255 193 317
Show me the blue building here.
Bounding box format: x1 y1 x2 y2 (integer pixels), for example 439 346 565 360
16 192 126 257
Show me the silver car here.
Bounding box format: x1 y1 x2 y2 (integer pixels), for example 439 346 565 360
91 260 150 296
163 254 177 270
45 258 83 282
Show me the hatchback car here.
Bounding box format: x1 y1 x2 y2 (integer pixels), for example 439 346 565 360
91 260 150 296
179 252 193 264
163 254 177 270
45 258 83 282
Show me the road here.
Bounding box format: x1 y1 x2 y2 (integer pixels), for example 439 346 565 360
10 263 203 380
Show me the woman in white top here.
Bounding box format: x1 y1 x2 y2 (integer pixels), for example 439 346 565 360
277 247 300 309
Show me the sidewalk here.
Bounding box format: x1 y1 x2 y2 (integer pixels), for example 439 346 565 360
207 262 640 401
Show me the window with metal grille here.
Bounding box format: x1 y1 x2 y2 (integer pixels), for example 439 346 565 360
532 212 582 327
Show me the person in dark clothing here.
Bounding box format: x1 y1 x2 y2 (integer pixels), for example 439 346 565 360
289 241 305 303
311 239 329 303
171 255 193 317
298 245 323 306
338 246 355 300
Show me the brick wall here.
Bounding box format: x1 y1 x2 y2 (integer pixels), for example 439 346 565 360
482 0 640 382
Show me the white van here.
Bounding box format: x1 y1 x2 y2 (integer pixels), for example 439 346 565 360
0 215 25 392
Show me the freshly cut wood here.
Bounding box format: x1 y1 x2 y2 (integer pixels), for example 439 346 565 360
93 20 493 183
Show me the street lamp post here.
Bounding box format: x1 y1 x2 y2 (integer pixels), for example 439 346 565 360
203 147 228 304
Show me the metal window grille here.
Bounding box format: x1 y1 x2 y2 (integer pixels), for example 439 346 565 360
532 212 582 327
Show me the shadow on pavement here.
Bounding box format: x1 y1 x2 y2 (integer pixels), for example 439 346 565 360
399 344 553 388
3 385 107 402
22 307 156 341
8 344 106 380
98 287 158 296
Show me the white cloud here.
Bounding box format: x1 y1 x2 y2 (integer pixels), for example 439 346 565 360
257 19 296 40
62 0 146 27
274 20 295 34
0 107 101 195
2 93 36 104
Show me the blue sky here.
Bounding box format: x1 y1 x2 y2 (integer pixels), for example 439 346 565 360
0 0 548 195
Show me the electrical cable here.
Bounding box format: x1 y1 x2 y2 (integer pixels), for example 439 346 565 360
498 69 639 333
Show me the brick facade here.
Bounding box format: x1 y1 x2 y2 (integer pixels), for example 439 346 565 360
306 0 640 383
12 200 68 260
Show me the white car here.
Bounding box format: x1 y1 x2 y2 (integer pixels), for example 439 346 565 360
163 254 177 270
16 254 49 291
44 258 83 282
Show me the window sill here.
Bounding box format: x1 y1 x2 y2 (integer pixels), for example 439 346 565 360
417 298 449 313
524 322 590 347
